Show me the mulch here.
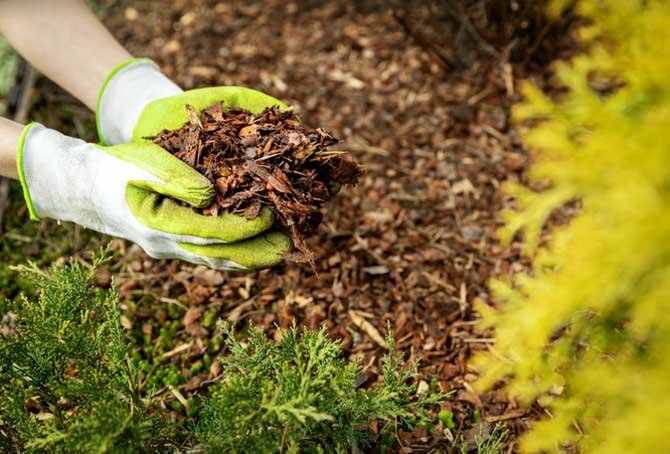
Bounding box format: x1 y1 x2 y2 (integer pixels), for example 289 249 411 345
151 103 361 260
29 1 577 451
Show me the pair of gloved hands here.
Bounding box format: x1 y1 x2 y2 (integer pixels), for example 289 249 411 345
18 59 292 270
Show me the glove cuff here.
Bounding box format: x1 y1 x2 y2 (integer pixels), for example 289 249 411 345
96 58 182 145
16 122 40 221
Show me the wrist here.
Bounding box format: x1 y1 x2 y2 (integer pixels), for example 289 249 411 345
0 117 24 179
96 58 182 145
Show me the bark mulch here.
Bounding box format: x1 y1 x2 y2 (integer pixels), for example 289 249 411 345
151 103 361 260
25 1 576 451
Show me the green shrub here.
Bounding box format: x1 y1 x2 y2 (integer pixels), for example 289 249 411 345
0 254 442 453
196 324 443 453
0 252 173 453
475 0 670 452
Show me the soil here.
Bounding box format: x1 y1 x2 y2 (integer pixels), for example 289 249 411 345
14 0 578 451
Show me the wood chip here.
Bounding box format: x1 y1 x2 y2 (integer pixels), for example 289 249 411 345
152 104 362 260
348 309 388 349
183 306 204 327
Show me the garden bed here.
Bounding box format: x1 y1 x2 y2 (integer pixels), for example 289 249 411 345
1 0 576 451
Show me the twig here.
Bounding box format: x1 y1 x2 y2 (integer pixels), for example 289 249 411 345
168 385 189 409
483 409 527 423
462 338 495 343
160 341 194 360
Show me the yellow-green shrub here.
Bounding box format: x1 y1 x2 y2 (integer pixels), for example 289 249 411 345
474 1 670 452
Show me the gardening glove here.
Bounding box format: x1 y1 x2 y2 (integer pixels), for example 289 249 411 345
94 58 296 263
16 123 291 270
95 58 287 145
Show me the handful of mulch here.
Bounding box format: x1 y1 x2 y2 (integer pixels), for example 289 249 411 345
151 103 362 261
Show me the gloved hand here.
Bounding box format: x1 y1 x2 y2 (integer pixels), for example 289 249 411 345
16 123 290 270
95 58 286 145
93 58 293 269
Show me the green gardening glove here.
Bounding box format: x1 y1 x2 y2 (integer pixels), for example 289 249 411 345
17 123 290 270
95 58 292 269
95 58 287 144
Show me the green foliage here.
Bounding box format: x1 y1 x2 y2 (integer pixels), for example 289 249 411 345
439 410 456 430
474 423 508 454
196 324 443 453
0 255 442 452
0 251 173 453
475 1 670 452
455 423 508 454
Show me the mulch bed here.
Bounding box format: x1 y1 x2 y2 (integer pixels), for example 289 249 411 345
24 1 577 451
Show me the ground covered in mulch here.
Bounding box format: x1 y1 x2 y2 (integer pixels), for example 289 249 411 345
3 1 576 451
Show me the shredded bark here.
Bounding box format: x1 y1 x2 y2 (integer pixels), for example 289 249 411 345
151 103 362 259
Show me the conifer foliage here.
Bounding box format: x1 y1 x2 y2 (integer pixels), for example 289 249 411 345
475 1 670 452
0 254 441 453
0 253 173 453
196 325 442 453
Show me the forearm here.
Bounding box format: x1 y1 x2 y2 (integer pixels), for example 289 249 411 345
0 117 23 179
0 0 132 110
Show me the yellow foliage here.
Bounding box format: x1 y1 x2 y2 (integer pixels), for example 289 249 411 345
474 1 670 452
